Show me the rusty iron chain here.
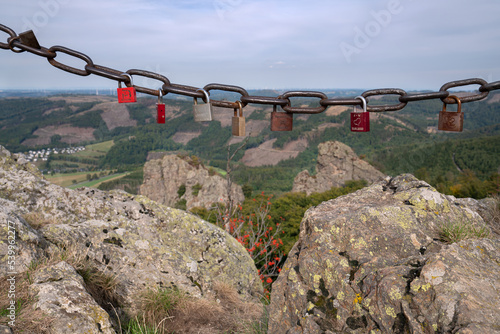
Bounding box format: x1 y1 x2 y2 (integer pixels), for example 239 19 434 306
1 24 500 112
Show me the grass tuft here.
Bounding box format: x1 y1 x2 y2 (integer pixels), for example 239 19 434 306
124 282 267 334
439 218 490 244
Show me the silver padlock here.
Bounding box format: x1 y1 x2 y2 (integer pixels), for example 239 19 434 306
193 89 212 122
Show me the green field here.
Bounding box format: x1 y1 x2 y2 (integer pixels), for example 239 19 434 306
46 170 129 189
73 140 115 158
68 172 129 189
45 171 93 187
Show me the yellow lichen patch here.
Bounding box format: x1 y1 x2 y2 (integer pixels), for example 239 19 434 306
307 302 315 311
353 237 368 249
412 282 432 293
314 226 323 233
358 214 369 223
367 208 381 217
389 287 402 300
330 226 340 235
354 293 363 304
337 291 345 300
385 306 397 318
288 268 298 282
340 258 349 267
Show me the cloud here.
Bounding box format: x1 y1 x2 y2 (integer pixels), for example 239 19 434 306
1 0 499 90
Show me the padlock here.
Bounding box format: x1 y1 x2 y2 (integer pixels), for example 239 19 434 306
232 101 245 136
438 95 463 132
351 95 370 132
193 89 212 122
270 104 293 131
157 88 165 124
117 73 136 103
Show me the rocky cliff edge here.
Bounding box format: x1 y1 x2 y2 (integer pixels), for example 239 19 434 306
0 146 262 333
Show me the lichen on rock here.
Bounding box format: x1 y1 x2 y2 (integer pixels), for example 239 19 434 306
269 174 499 334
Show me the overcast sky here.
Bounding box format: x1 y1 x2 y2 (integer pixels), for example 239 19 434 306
1 0 499 91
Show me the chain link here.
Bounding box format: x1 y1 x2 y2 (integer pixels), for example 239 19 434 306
2 24 500 113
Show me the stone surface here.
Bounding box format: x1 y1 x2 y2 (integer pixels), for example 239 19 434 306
41 190 263 307
0 198 50 274
140 154 245 210
0 145 262 333
269 174 500 334
29 261 115 334
292 141 385 195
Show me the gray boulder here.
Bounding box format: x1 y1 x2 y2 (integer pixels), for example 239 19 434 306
269 174 499 333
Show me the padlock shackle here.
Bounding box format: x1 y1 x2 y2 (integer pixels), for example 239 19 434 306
157 87 163 104
234 101 243 117
443 95 462 112
195 88 210 104
119 73 133 88
354 95 367 112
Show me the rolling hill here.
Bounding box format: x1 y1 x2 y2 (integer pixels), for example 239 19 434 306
1 90 499 196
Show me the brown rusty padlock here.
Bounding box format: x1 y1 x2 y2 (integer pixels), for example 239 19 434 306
232 101 245 136
270 104 293 131
438 95 463 132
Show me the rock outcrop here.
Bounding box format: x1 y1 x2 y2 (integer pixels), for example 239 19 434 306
292 141 385 195
0 146 262 333
269 174 500 333
140 154 245 210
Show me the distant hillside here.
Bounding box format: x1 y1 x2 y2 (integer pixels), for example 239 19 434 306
1 91 499 195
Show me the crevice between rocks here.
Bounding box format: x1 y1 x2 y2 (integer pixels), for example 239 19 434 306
338 251 360 285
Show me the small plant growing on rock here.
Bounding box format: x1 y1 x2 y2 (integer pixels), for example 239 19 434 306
125 282 265 334
439 218 490 244
191 183 202 196
174 199 187 211
177 184 186 198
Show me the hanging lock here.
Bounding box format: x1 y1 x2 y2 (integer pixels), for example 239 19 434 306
157 88 165 124
270 104 293 131
232 101 246 137
193 89 212 122
117 73 137 103
438 95 463 132
351 95 370 132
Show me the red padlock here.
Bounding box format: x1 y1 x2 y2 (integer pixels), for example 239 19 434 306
117 73 137 103
157 88 166 124
351 95 370 132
